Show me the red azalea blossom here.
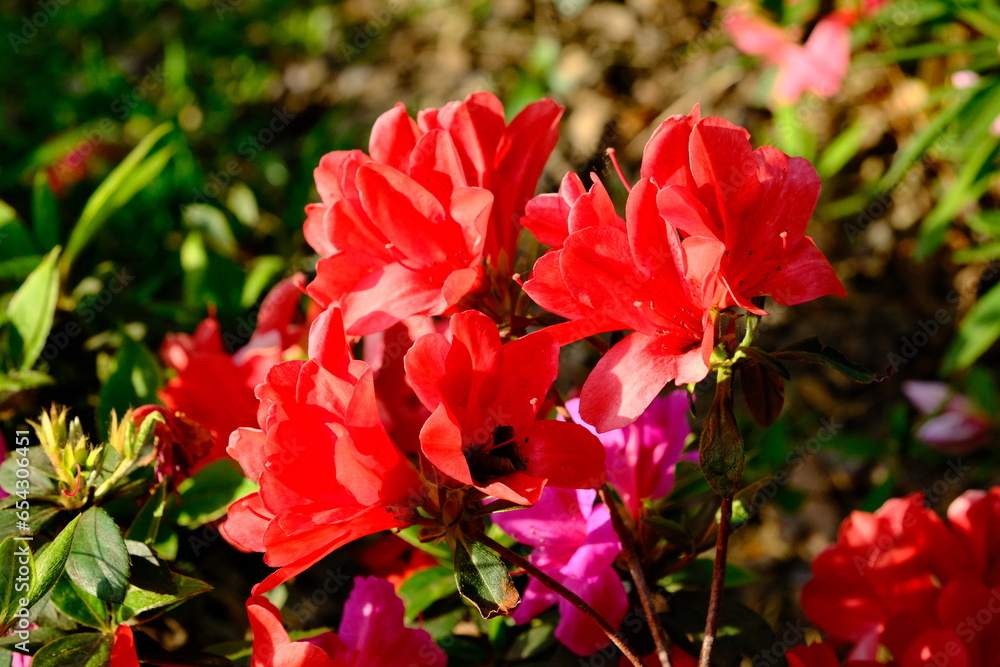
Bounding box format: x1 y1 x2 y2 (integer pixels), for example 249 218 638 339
131 406 215 481
641 105 846 312
109 624 140 667
222 307 424 594
404 309 606 505
363 317 441 455
801 488 1000 666
522 174 724 431
304 92 563 336
159 276 306 467
785 643 891 667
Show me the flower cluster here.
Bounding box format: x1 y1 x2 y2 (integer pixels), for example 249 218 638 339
150 91 848 662
801 487 1000 665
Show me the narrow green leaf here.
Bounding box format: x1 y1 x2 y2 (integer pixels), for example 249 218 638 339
97 337 163 439
32 171 60 249
816 118 870 180
30 632 113 667
28 513 81 610
453 535 519 619
66 508 130 604
942 281 1000 373
0 537 33 634
6 247 61 371
126 483 169 545
699 377 744 499
61 122 173 274
182 204 238 257
658 558 758 592
774 336 889 383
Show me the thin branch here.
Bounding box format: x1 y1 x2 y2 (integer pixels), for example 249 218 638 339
473 530 645 667
600 485 673 667
699 496 733 667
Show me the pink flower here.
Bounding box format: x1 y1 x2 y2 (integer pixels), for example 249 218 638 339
566 393 695 519
725 9 852 105
247 577 446 667
492 488 627 656
903 381 991 453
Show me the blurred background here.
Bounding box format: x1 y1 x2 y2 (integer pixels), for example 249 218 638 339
2 0 999 661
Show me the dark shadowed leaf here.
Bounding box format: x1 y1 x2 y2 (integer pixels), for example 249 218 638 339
453 535 519 619
66 508 129 604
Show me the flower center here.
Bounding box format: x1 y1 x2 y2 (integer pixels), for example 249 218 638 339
464 424 529 483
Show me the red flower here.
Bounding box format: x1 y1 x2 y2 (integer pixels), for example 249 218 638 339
247 596 346 667
801 488 1000 665
109 624 140 667
160 276 306 468
131 406 214 481
522 175 723 431
222 308 424 594
362 317 440 455
404 309 606 505
642 106 845 312
304 93 562 336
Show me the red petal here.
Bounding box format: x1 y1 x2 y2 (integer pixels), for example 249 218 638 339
766 236 846 305
368 103 421 170
640 106 700 189
419 404 474 486
521 420 607 490
579 331 710 432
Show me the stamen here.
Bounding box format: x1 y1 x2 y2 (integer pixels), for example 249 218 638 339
606 148 632 192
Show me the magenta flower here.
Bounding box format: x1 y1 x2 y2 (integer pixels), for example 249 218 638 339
248 576 446 667
567 393 695 519
492 488 627 656
903 381 991 453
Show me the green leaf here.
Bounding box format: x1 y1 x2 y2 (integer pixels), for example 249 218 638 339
0 506 60 543
816 118 870 179
657 558 758 593
453 535 519 619
175 459 258 529
774 337 889 383
642 517 691 550
699 377 744 499
97 337 162 439
66 508 130 604
51 575 108 630
182 204 238 257
30 632 113 667
240 256 285 308
942 281 1000 373
32 171 60 249
0 537 34 634
398 567 457 621
6 247 60 371
125 483 169 545
28 513 81 610
116 570 212 623
61 122 174 275
737 346 789 379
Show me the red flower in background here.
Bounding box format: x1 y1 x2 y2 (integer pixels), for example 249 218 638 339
522 175 723 431
801 488 1000 666
222 308 424 594
304 92 562 336
159 275 306 468
131 406 214 481
404 310 606 505
643 106 845 313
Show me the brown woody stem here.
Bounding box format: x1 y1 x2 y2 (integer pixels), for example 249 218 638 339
699 496 733 667
599 485 673 667
474 530 644 667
